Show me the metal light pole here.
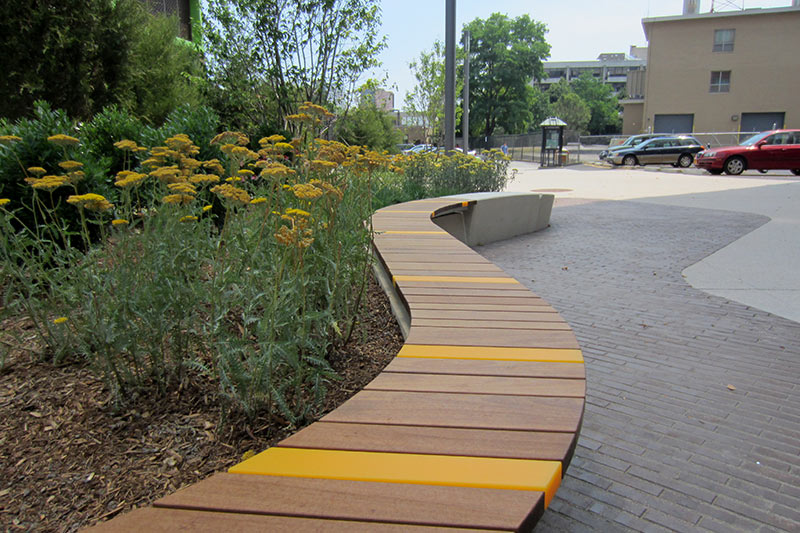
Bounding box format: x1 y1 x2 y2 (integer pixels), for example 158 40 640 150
462 29 470 152
444 0 456 151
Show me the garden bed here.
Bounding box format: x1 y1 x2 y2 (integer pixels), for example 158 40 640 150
0 274 402 532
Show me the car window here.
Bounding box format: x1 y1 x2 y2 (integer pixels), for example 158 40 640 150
790 133 800 145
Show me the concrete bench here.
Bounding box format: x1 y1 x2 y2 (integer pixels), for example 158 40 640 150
90 193 584 533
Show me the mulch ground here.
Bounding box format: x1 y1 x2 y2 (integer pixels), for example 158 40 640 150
0 274 403 532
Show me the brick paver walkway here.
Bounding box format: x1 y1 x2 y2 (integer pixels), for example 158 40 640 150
479 199 800 532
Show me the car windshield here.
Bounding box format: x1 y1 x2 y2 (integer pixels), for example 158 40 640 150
740 132 772 146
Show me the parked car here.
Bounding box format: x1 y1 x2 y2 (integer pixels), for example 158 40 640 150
694 129 800 175
608 135 705 167
599 133 666 160
402 144 436 154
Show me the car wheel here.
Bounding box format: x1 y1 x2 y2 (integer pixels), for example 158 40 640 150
791 169 800 176
622 155 638 166
707 169 723 175
758 169 768 174
724 156 745 175
678 154 694 168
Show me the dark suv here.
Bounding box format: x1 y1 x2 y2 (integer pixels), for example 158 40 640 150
599 133 666 160
608 136 705 167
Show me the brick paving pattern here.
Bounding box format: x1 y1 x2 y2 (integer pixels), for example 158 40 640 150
479 199 800 532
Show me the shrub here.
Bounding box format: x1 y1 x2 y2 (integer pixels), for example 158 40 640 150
372 149 513 209
1 103 379 425
0 0 142 121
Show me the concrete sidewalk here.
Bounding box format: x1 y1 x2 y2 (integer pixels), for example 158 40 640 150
504 162 800 323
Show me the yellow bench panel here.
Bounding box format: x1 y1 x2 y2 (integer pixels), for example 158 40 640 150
229 447 562 507
398 344 584 363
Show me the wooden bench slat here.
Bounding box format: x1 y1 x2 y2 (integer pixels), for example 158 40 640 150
377 252 493 264
383 262 504 272
399 287 539 298
229 447 561 507
411 309 562 321
411 318 572 330
384 357 585 379
391 270 512 278
279 422 574 463
89 506 494 532
404 299 551 310
365 373 585 398
405 327 580 349
321 390 584 433
154 473 542 532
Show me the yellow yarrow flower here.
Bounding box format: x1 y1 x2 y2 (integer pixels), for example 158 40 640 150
210 131 249 147
260 162 296 179
238 169 254 177
258 134 286 146
67 193 113 211
210 183 250 205
162 194 195 205
202 205 213 212
58 160 83 171
188 174 220 185
0 135 22 145
27 166 47 176
112 219 129 226
167 182 198 194
285 208 310 217
47 134 80 147
292 183 323 200
53 317 68 324
0 198 10 207
115 171 147 188
30 175 68 192
202 159 225 176
113 139 139 151
250 197 267 205
179 215 199 223
150 166 182 183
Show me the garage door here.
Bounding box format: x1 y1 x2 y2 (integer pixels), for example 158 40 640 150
653 114 694 134
740 112 785 133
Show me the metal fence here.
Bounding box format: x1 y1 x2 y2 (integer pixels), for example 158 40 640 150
579 132 759 150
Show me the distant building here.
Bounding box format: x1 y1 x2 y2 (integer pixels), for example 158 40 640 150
632 4 800 134
535 48 647 93
373 89 395 112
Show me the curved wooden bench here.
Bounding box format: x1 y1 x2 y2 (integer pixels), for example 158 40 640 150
90 195 584 533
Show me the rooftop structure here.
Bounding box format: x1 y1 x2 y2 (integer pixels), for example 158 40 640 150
535 48 647 93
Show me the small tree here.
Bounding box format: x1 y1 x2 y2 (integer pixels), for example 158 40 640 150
336 98 401 151
404 41 446 145
464 13 550 137
571 74 621 135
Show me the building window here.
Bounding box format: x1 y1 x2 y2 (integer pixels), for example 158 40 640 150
710 71 731 93
713 29 735 52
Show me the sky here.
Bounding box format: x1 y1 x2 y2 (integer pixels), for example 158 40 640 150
371 0 792 106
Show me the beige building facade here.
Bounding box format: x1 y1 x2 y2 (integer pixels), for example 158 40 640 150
637 6 800 135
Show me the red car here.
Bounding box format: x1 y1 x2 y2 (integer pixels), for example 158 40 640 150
695 129 800 175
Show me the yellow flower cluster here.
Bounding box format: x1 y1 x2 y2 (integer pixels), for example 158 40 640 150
250 197 267 205
179 215 199 223
113 139 147 153
292 183 323 200
202 159 225 176
112 219 129 226
47 134 80 148
274 224 314 249
29 175 68 191
259 134 286 146
259 162 296 179
165 134 200 156
162 194 195 205
309 179 343 201
168 182 198 195
0 198 11 207
150 166 182 184
310 159 338 174
189 174 220 185
67 193 113 211
0 135 22 145
27 166 47 176
58 160 83 171
210 184 251 205
211 131 249 147
115 171 147 188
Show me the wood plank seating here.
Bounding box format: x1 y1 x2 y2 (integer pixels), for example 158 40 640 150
88 195 584 533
